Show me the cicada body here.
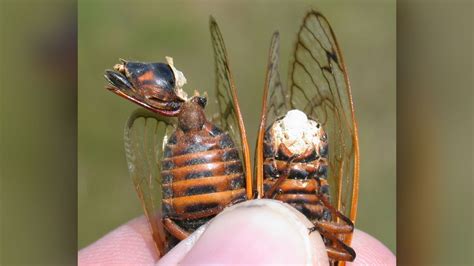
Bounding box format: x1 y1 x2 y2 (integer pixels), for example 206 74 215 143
256 11 360 264
104 17 252 256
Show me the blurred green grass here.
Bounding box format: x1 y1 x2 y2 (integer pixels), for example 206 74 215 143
1 1 77 264
78 0 396 253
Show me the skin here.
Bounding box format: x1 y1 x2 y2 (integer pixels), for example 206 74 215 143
78 200 395 265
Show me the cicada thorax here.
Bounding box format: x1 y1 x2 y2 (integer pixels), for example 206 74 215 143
160 99 246 246
262 110 331 222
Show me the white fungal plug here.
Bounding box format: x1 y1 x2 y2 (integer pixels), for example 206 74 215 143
271 109 323 155
166 56 188 101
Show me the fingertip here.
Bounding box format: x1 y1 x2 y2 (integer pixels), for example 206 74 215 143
348 229 396 265
173 199 329 265
78 216 157 265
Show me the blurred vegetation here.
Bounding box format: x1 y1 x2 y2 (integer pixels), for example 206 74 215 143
1 1 77 264
78 0 396 253
397 1 473 264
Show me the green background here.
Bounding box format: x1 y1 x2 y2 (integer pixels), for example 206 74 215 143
79 0 396 253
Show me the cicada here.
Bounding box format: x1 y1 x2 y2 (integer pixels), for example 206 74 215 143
255 11 360 263
104 17 252 255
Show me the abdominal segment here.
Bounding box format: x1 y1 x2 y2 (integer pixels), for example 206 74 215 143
161 121 246 240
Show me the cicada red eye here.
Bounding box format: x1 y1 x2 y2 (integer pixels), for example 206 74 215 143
256 11 360 264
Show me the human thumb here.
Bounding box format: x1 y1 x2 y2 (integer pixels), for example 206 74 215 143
157 199 329 265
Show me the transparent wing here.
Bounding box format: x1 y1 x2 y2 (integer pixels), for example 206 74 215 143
209 17 252 198
124 108 176 255
263 32 289 128
288 11 359 227
256 32 287 196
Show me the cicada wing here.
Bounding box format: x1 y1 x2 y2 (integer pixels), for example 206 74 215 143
124 108 176 256
288 11 360 241
256 32 288 197
209 17 252 199
261 32 289 126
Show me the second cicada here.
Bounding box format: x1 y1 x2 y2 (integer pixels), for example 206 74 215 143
255 11 360 263
104 18 252 256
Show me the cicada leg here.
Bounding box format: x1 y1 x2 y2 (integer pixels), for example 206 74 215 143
163 207 225 240
264 157 296 199
309 193 355 261
309 224 356 262
264 164 290 199
163 194 246 241
265 144 314 198
314 194 354 233
163 218 191 240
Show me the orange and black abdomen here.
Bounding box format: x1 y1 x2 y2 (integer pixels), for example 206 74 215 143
161 121 246 235
262 123 331 222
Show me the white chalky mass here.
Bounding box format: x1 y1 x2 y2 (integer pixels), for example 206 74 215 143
271 109 322 155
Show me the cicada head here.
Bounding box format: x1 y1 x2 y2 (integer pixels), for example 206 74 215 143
105 57 188 116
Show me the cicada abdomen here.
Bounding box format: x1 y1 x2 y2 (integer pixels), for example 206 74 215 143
263 110 331 221
160 97 246 246
105 17 252 256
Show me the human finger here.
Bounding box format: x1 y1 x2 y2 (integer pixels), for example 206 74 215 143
348 229 396 265
158 199 329 265
78 216 157 265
